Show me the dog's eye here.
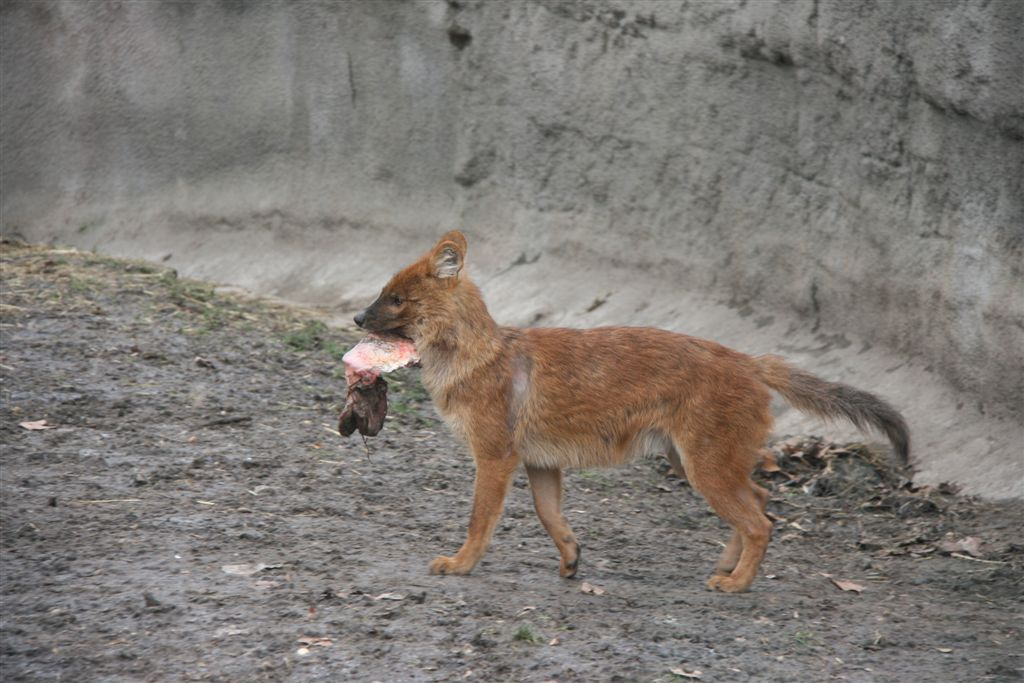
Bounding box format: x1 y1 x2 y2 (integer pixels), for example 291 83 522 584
391 294 403 306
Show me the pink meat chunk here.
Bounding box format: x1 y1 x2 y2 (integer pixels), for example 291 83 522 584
338 333 420 437
342 333 420 386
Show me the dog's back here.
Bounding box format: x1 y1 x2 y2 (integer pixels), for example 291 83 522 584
503 326 773 471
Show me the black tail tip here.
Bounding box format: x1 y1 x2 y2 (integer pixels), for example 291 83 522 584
887 423 911 469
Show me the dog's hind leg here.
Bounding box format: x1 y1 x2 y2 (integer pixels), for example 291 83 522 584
712 482 770 576
669 441 750 576
669 441 741 575
673 435 772 593
665 445 688 481
526 465 580 578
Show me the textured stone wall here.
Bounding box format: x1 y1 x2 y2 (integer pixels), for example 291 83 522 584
447 0 1024 414
2 0 1022 494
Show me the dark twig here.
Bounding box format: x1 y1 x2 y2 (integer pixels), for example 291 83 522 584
196 415 253 429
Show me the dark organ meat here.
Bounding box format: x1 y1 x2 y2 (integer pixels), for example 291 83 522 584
337 333 420 437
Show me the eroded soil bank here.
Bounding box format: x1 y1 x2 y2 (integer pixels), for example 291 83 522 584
1 242 1021 682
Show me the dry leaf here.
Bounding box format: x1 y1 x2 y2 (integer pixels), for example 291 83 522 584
297 636 332 648
823 574 865 593
580 581 605 596
833 579 865 593
373 592 406 601
670 667 703 679
212 626 249 638
548 637 560 646
936 647 953 653
959 537 983 557
938 536 984 558
19 419 55 430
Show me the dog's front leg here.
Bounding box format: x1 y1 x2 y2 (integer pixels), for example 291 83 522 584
429 450 519 576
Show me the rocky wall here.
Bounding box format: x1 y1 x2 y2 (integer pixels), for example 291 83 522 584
2 0 1022 496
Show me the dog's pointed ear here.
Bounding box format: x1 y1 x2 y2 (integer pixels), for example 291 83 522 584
430 231 467 279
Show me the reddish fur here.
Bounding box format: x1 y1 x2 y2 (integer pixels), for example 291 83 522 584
356 232 910 592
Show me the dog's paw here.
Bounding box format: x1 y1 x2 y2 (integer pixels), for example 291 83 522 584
429 555 471 575
560 544 580 578
706 574 751 593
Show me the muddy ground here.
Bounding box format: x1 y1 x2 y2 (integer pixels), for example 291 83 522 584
1 241 1021 683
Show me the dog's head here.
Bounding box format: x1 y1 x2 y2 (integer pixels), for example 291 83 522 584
354 230 468 342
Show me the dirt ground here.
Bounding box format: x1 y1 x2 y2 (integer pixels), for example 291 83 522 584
1 240 1021 683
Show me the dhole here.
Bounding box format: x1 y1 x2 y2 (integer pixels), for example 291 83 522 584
354 231 909 592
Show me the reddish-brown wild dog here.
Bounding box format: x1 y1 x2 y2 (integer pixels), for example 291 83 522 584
354 231 909 592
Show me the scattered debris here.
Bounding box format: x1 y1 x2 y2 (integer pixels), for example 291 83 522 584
297 636 333 649
19 419 55 430
221 563 283 576
760 436 904 500
670 666 703 679
372 592 406 601
76 498 143 505
196 415 252 429
212 626 250 639
937 535 984 558
142 592 175 613
822 574 866 593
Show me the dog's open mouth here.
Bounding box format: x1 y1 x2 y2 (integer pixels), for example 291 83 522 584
337 333 420 437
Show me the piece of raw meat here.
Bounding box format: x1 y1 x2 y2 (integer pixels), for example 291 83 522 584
337 333 420 437
337 377 390 437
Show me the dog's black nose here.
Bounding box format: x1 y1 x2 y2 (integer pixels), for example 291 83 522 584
354 312 366 328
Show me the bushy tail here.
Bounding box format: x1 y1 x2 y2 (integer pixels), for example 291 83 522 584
753 355 910 465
